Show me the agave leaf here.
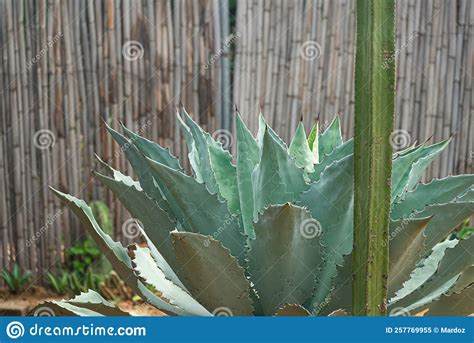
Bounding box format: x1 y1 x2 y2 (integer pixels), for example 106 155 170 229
274 304 311 316
50 188 194 316
236 113 260 239
128 244 211 316
446 265 474 295
171 232 254 316
257 113 287 149
389 239 458 304
410 201 474 255
307 122 319 163
390 236 474 312
176 113 203 182
106 124 176 220
289 122 315 173
92 170 184 289
317 254 352 315
247 204 323 315
390 275 460 316
31 290 128 316
391 175 474 220
425 285 474 316
121 124 182 171
207 136 240 215
318 116 343 161
106 124 158 198
31 302 103 316
66 290 131 316
404 140 452 193
309 139 353 182
179 109 219 194
391 140 450 200
145 158 246 260
252 127 308 219
95 154 140 187
297 155 353 309
388 217 432 299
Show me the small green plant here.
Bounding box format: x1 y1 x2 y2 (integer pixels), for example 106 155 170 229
33 112 474 316
1 263 32 294
46 270 70 295
456 219 474 240
67 239 101 275
47 268 103 296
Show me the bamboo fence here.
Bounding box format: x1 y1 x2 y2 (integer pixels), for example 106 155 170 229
0 0 472 280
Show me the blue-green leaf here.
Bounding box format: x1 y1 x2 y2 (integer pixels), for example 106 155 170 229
318 116 343 160
50 188 195 316
93 170 184 289
235 113 260 239
171 232 254 316
246 204 323 315
128 244 210 316
289 122 315 173
391 139 451 200
391 175 474 220
297 155 354 310
122 124 182 171
252 127 308 219
145 158 246 260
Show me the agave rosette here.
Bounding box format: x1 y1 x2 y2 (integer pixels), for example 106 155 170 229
38 110 474 316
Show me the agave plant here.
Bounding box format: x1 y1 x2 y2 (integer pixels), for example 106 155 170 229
35 111 474 316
